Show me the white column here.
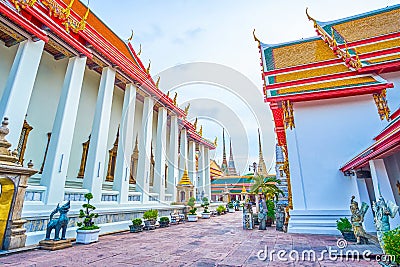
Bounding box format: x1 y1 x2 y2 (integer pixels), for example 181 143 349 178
83 67 116 203
356 177 375 232
179 128 188 180
113 84 137 204
136 96 154 203
198 144 205 199
204 147 211 199
0 39 44 149
369 159 400 229
40 56 87 205
167 115 179 200
153 107 167 202
188 140 196 187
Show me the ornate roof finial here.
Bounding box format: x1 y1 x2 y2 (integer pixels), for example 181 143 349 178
305 7 317 28
193 118 198 130
199 125 203 136
166 91 170 98
173 92 178 106
127 29 134 42
146 60 151 74
184 103 190 116
214 137 218 147
252 29 260 43
64 0 75 18
137 44 142 56
155 76 160 88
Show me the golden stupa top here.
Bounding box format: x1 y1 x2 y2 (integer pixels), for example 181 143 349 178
178 168 193 186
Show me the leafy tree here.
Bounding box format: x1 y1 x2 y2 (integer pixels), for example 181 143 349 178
77 193 99 230
249 175 284 201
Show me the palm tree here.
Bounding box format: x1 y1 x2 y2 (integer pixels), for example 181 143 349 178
249 175 284 201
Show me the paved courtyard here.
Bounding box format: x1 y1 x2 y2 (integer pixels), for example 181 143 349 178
0 211 382 266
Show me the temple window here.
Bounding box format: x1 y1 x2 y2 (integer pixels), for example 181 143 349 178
77 136 90 178
106 127 119 182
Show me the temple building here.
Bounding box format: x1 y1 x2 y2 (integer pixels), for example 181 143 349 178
256 4 400 234
0 0 215 248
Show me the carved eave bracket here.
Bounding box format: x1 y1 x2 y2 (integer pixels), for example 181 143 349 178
282 100 295 130
373 90 391 121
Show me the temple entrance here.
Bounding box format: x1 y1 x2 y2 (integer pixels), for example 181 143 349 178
0 177 15 249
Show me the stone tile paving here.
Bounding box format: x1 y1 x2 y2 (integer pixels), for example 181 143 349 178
0 211 382 266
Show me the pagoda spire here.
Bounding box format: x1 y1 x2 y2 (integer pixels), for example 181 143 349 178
221 128 228 175
257 129 268 177
227 138 238 176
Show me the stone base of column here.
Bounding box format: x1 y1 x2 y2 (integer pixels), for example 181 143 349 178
3 219 27 250
39 239 72 251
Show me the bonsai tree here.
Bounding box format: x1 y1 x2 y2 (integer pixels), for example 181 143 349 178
77 193 99 230
382 227 400 265
228 202 234 209
143 209 158 221
201 197 210 213
187 197 197 215
159 217 170 223
336 217 356 242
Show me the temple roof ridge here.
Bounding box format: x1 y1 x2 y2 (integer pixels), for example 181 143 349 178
310 4 400 28
260 36 320 50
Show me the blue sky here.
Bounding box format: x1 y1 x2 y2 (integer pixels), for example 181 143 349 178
89 0 400 174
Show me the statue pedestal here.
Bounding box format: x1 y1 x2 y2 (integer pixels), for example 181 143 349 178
39 239 72 251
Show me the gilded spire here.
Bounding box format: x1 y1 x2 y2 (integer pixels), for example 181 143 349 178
257 129 268 177
227 138 238 175
221 128 228 175
241 184 247 194
178 168 193 186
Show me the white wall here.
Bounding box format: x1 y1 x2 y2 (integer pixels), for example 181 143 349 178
66 67 100 181
381 71 400 113
384 153 400 206
288 95 386 211
24 52 68 170
0 42 18 98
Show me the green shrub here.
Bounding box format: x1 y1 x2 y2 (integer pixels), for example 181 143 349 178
216 205 225 214
143 209 158 220
159 216 170 223
131 218 143 227
336 217 353 232
201 197 210 213
383 227 400 264
187 197 197 215
228 202 234 209
77 193 99 230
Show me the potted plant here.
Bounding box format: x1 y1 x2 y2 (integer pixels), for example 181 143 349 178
228 202 235 213
159 217 170 228
201 197 211 219
266 199 275 227
382 227 400 267
216 205 225 215
336 217 356 242
129 218 143 233
143 209 158 230
76 193 100 244
187 197 198 222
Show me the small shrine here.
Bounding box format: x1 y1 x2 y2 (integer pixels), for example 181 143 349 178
176 168 194 204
